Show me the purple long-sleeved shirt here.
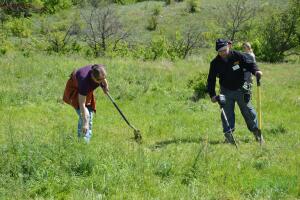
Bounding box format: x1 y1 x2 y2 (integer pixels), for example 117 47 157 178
75 65 101 96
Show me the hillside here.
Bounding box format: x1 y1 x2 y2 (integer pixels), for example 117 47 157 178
0 52 299 199
0 0 299 199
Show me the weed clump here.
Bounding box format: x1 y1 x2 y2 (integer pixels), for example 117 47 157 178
187 72 209 101
269 124 287 135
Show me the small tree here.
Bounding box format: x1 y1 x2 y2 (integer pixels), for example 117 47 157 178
213 0 259 42
42 0 72 14
146 16 158 31
146 6 161 31
43 17 81 53
187 72 209 101
46 25 74 53
169 28 205 59
81 5 129 57
259 0 300 62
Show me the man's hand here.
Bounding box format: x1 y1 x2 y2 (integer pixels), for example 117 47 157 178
255 71 263 80
211 96 218 103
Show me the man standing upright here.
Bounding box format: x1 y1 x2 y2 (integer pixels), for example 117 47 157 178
63 64 109 143
207 39 264 144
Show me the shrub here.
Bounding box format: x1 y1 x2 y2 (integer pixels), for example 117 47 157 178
187 72 209 101
146 16 158 31
5 18 32 38
0 33 12 55
165 0 172 6
146 35 170 60
168 30 204 59
152 5 162 16
42 0 73 14
69 156 95 176
258 0 300 62
187 0 198 13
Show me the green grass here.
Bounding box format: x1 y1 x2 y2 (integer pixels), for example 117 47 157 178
0 52 299 199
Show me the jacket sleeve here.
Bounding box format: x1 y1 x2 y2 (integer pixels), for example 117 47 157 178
206 62 217 98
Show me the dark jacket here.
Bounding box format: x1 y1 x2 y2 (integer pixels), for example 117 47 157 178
207 50 259 98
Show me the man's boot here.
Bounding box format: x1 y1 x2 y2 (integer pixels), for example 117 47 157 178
224 132 235 145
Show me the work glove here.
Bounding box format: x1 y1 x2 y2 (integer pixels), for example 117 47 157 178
255 71 263 81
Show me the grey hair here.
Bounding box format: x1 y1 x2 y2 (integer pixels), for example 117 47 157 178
91 64 106 78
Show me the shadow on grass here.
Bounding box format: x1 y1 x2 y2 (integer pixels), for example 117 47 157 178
149 136 223 150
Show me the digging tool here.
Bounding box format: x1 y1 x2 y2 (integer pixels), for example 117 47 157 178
217 95 238 149
105 92 142 142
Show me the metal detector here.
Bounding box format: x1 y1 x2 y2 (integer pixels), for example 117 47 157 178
217 94 238 149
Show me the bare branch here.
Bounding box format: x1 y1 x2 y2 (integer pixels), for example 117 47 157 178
81 5 129 57
214 0 259 41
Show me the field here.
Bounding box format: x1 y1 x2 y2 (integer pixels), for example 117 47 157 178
0 52 299 199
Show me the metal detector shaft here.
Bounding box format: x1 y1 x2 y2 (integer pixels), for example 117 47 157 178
106 93 137 131
221 107 238 149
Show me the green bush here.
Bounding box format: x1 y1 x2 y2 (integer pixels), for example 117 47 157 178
46 31 68 53
187 0 198 13
5 18 32 38
0 33 12 55
69 156 95 176
42 0 73 14
146 16 158 31
105 41 131 58
146 35 170 60
187 72 208 101
165 0 172 5
152 5 162 16
258 0 300 62
45 31 80 54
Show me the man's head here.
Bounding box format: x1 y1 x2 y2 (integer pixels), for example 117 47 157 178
216 39 229 58
91 64 106 84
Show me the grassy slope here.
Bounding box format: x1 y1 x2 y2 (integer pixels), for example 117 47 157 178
26 0 284 44
0 0 299 199
0 52 299 199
